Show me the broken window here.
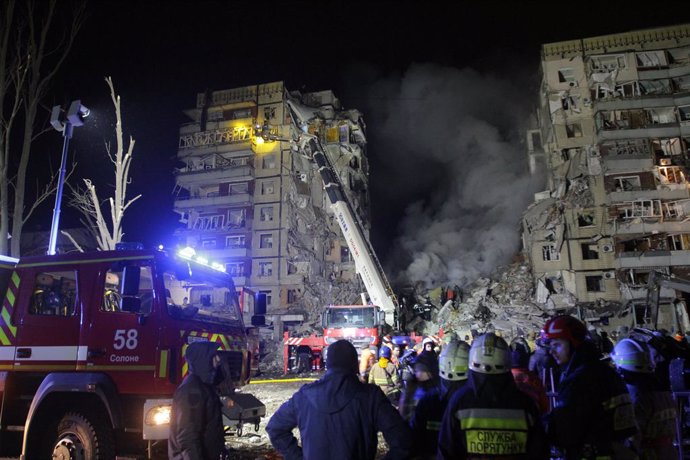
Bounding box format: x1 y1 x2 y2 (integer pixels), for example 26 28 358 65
577 211 595 227
673 76 690 93
585 275 604 292
201 238 216 248
225 235 246 248
658 166 686 184
557 68 576 85
636 50 668 68
225 263 245 277
264 106 276 120
259 206 274 222
230 183 248 194
622 200 663 219
601 139 649 156
258 262 273 277
193 214 224 230
566 122 583 138
261 180 275 195
667 234 690 250
259 233 273 249
581 243 599 260
652 138 683 157
287 289 299 304
639 79 672 96
678 106 690 124
663 199 690 219
287 261 297 275
227 209 246 228
259 290 272 306
340 246 352 263
262 154 276 169
614 176 641 191
542 245 560 261
590 54 626 72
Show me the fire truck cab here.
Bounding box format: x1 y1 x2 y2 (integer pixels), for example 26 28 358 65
0 247 257 458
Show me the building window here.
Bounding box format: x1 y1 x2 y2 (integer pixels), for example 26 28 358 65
201 238 216 248
225 263 245 277
228 209 246 228
287 261 297 274
230 183 248 194
636 51 668 68
566 123 582 138
590 54 626 72
614 176 641 191
658 166 686 184
585 276 604 292
262 154 276 169
259 289 272 306
542 245 560 261
260 206 274 222
259 262 273 277
340 246 352 262
193 215 224 230
577 212 595 227
261 181 275 195
581 243 599 260
287 289 299 303
259 233 273 249
225 235 246 248
557 68 576 85
622 200 662 219
264 106 276 120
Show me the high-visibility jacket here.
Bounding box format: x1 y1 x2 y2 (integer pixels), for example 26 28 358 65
368 358 399 396
437 372 548 459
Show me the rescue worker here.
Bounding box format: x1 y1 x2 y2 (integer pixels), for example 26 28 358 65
543 315 637 459
421 337 437 357
169 341 228 459
611 338 677 460
510 337 549 415
409 339 470 459
398 349 440 421
359 344 376 382
266 339 412 460
437 333 548 459
369 345 401 405
296 344 313 373
380 334 393 357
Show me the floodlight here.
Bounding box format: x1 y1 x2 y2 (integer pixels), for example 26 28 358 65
66 100 90 126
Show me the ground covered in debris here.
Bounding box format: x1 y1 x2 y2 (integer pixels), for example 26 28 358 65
227 375 392 459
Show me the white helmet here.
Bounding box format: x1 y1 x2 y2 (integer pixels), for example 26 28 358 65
612 338 654 373
439 340 470 381
468 333 511 374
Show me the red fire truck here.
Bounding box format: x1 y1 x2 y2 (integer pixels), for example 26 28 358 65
0 246 261 458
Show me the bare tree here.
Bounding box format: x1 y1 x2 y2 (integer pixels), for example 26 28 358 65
0 0 85 256
68 77 141 251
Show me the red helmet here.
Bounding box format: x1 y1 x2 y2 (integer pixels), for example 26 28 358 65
542 315 587 347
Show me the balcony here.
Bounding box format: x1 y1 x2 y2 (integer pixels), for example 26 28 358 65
173 192 252 210
175 164 254 187
608 187 690 203
178 126 253 151
616 250 690 268
613 220 690 235
602 157 654 173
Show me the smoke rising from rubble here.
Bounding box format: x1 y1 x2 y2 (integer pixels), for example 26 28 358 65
364 63 542 288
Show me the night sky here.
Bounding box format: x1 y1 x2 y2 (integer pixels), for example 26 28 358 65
35 0 690 284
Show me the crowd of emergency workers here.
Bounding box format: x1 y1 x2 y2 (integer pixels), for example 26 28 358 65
264 315 687 460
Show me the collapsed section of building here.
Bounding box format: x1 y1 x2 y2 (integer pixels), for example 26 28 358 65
523 23 690 332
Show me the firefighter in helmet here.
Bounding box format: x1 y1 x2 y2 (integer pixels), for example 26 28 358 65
543 315 637 459
410 339 470 459
369 345 401 405
611 338 676 460
437 333 548 459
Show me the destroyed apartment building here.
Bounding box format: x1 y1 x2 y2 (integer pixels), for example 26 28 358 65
523 23 690 328
172 81 370 329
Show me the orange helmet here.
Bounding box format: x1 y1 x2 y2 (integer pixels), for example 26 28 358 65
542 315 587 347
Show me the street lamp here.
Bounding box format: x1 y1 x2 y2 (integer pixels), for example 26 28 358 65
48 99 90 255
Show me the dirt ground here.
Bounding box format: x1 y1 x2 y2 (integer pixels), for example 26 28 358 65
227 373 393 459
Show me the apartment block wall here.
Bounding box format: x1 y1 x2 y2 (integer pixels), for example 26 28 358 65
524 24 690 306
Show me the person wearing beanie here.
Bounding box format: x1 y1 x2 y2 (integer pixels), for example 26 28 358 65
509 337 549 415
437 333 548 459
542 315 637 459
369 344 402 405
267 340 412 460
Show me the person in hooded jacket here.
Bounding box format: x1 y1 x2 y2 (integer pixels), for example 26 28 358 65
409 339 470 460
437 333 548 459
543 315 637 459
266 339 412 460
398 349 440 421
168 341 228 460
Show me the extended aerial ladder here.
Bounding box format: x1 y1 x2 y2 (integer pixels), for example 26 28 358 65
284 96 399 326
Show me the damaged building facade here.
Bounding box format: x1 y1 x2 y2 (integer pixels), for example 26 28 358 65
173 81 370 324
523 24 690 324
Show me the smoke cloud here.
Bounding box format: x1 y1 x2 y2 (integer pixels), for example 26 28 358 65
363 63 542 288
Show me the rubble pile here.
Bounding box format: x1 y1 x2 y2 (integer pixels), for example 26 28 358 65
418 261 552 342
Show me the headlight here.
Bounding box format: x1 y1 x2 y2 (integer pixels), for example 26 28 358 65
145 404 171 426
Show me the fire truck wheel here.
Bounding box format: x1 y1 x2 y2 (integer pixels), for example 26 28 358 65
48 411 115 460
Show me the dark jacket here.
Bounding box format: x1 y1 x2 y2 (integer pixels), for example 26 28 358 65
169 342 225 460
266 368 412 460
437 371 548 459
546 341 637 459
